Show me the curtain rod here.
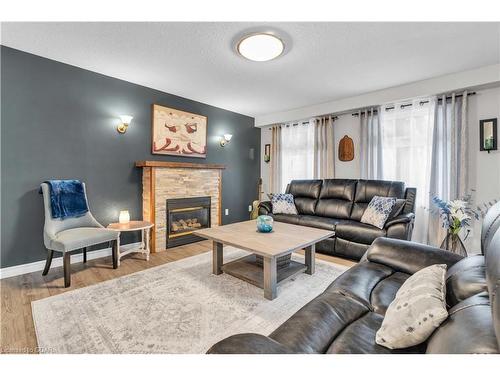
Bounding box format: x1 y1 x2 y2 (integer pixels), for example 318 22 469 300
351 91 476 116
268 115 339 129
266 91 477 128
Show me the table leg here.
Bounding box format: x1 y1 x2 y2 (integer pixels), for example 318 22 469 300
116 235 121 267
145 228 150 261
263 256 277 300
212 241 223 275
305 244 316 275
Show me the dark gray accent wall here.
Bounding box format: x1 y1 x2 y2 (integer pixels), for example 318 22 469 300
1 46 260 268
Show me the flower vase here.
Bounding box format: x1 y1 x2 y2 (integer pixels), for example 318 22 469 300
439 232 468 257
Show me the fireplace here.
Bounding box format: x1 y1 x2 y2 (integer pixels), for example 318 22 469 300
166 196 211 247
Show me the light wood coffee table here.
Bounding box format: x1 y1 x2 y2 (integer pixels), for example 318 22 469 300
195 220 334 300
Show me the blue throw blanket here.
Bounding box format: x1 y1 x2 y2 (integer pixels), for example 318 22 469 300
41 180 89 219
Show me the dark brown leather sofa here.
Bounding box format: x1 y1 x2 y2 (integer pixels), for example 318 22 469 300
207 202 500 354
259 179 417 260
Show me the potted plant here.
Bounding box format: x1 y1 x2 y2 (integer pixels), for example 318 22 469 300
432 196 476 256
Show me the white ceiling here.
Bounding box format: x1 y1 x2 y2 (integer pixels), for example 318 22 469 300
2 22 499 117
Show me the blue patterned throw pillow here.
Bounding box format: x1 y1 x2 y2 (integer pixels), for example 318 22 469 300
361 196 397 229
272 193 298 215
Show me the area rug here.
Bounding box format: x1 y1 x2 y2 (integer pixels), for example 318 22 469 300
32 247 347 353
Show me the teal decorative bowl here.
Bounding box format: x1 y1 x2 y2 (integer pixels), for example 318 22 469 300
257 215 274 233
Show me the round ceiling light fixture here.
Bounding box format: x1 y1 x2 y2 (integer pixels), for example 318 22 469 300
237 33 285 62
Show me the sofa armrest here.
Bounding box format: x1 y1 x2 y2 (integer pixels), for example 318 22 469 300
385 212 415 228
258 201 272 215
366 237 463 274
206 333 292 354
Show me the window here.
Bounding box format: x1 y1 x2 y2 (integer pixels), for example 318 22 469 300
280 122 315 192
380 99 436 243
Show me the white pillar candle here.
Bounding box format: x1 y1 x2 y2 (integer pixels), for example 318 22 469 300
119 210 130 224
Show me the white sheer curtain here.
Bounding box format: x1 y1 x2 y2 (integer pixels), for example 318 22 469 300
280 122 315 192
427 92 469 246
379 98 437 244
313 116 335 179
359 108 383 179
269 125 282 194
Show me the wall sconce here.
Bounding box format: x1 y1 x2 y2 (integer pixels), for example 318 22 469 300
220 134 233 147
117 115 133 134
118 210 130 224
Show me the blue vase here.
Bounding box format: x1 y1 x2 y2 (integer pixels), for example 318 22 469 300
256 215 274 233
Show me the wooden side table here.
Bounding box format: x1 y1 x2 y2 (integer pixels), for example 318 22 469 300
107 221 154 266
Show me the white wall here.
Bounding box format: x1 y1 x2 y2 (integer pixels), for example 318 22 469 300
260 86 500 254
333 114 361 179
467 87 500 252
255 64 500 127
260 127 272 196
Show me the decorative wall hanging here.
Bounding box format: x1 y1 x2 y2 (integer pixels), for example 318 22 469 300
338 135 354 161
264 144 271 163
152 104 207 158
479 118 497 153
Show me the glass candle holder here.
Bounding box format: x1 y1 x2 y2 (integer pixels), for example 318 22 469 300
256 215 273 233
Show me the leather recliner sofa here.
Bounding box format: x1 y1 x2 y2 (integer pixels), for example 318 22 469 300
259 179 417 260
207 201 500 354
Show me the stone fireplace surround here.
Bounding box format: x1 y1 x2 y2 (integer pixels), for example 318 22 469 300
136 161 225 253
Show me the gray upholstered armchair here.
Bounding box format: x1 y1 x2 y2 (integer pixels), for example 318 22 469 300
40 182 120 287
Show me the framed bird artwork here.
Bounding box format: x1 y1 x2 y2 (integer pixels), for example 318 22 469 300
152 104 207 158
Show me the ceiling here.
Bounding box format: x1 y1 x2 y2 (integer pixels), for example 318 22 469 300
2 22 499 117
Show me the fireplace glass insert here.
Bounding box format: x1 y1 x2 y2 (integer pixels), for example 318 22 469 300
166 196 211 247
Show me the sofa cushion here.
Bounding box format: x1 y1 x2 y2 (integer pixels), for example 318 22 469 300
326 261 394 310
315 237 335 256
376 264 448 349
426 293 499 354
270 214 302 226
333 238 370 260
327 312 425 354
269 292 369 353
360 196 397 229
315 179 357 219
367 237 463 275
287 179 322 215
371 272 410 315
351 180 405 221
335 220 386 244
445 255 487 307
298 215 338 231
271 193 298 215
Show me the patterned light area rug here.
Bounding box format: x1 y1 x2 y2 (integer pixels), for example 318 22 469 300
32 247 347 353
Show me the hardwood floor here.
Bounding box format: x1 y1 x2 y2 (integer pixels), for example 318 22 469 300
0 240 354 354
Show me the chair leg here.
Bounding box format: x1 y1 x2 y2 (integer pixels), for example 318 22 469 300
83 247 87 263
42 250 54 276
112 240 118 269
63 252 71 287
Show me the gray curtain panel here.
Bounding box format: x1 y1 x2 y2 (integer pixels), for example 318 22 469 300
427 91 469 246
270 125 282 194
359 107 383 179
313 116 335 179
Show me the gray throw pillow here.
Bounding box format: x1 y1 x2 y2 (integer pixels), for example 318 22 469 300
271 193 298 215
360 196 397 229
376 264 448 349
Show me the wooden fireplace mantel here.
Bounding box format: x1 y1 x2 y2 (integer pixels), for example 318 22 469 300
135 161 226 169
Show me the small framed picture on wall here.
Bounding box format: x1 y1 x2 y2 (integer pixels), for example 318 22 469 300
480 118 497 153
264 144 271 163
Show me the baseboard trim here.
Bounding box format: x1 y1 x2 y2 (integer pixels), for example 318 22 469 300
0 242 141 280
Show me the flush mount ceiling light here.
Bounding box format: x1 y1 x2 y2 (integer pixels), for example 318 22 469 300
237 33 285 62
